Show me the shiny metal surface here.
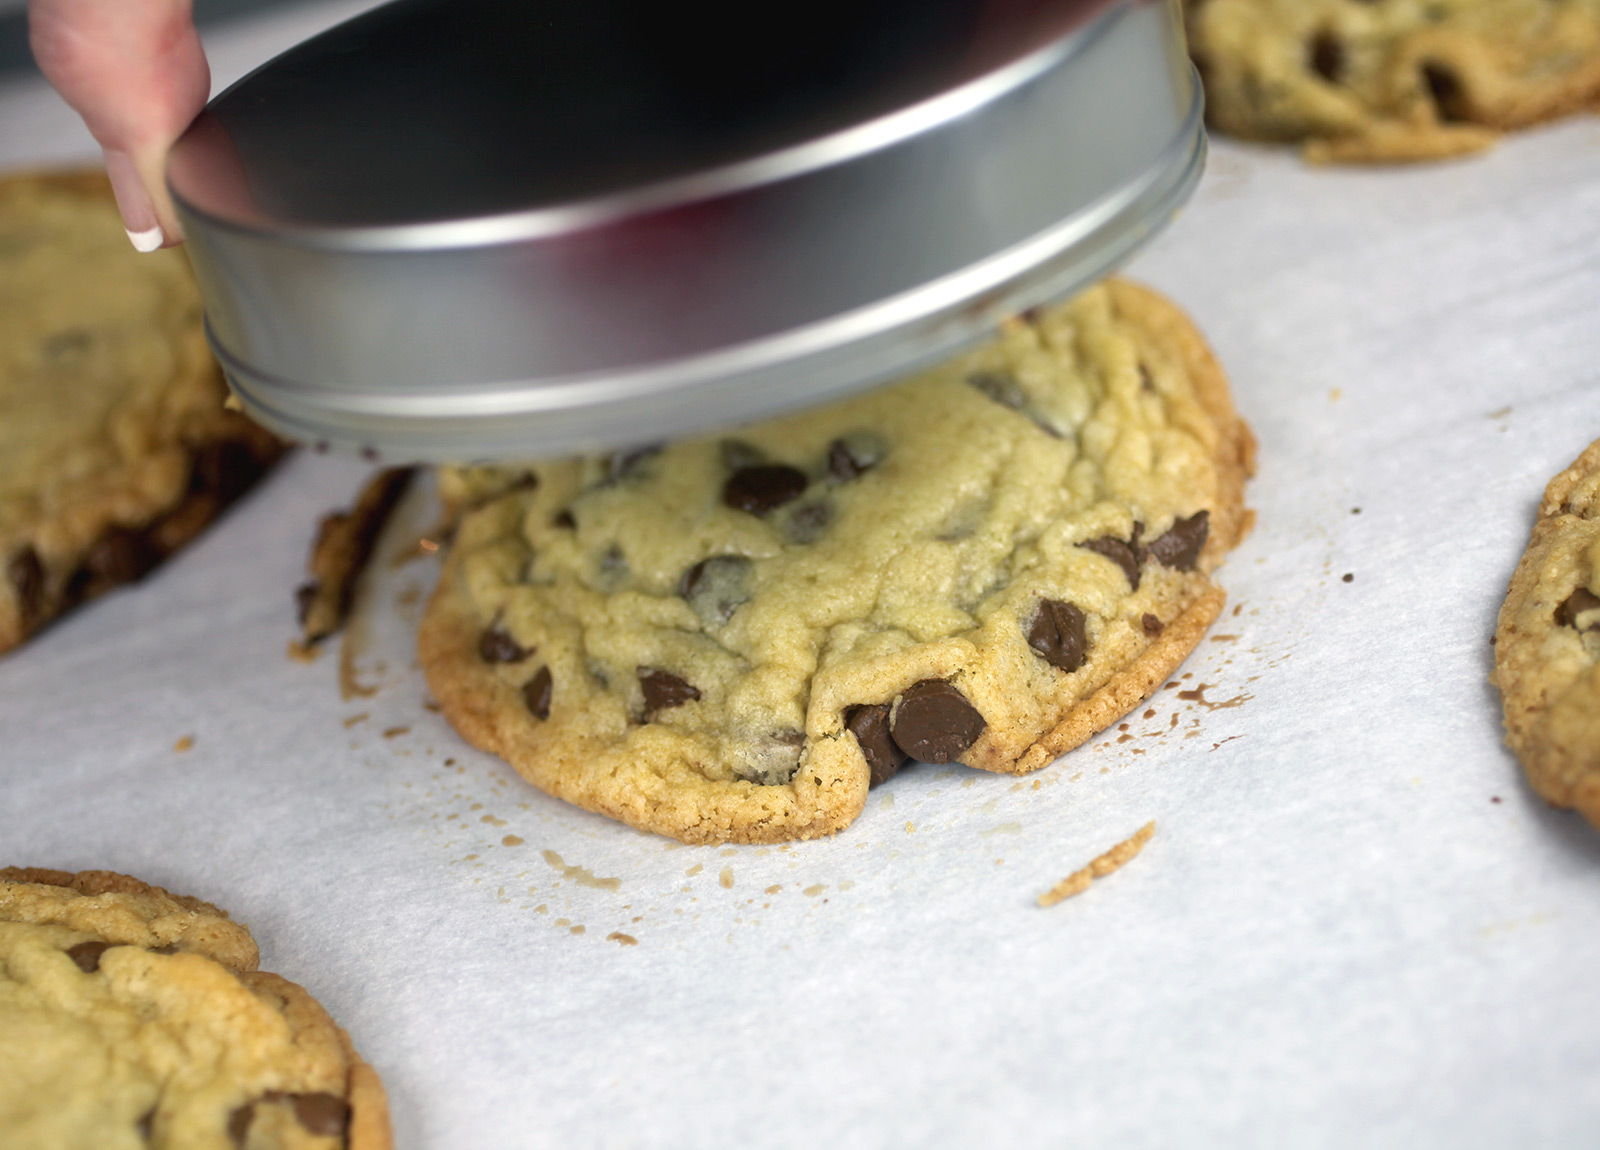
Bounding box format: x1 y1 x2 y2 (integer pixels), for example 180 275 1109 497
169 0 1203 460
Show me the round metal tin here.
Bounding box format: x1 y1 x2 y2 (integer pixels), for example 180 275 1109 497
168 0 1203 461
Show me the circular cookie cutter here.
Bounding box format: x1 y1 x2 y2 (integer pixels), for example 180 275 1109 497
168 0 1204 461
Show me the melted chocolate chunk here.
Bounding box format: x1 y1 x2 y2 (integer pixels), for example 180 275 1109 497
723 465 808 516
479 626 531 664
967 369 1026 409
827 432 887 481
845 703 908 786
227 1104 253 1148
1556 587 1600 630
638 667 700 716
1081 532 1143 590
680 556 752 623
1145 511 1209 571
66 940 113 972
190 439 263 504
284 1092 350 1137
1310 29 1344 83
524 666 553 720
890 680 986 763
7 546 44 627
1141 613 1164 637
785 502 832 544
552 509 576 529
1423 62 1467 121
1027 599 1089 673
80 527 160 590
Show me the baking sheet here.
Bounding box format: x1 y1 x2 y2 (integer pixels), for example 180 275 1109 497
5 5 1600 1146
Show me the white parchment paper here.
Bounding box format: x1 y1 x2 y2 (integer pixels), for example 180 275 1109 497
4 6 1600 1146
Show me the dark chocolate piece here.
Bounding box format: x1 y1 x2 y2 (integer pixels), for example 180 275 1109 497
826 432 887 481
785 502 832 545
1310 29 1344 82
1027 599 1089 673
227 1105 253 1148
1144 511 1209 571
524 666 553 720
1141 613 1164 637
639 667 700 716
1423 61 1467 121
967 369 1026 409
845 703 908 786
479 626 531 664
66 939 113 972
723 465 808 516
1081 532 1143 590
890 680 986 763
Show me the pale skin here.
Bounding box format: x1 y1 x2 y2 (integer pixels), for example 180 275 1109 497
29 0 209 250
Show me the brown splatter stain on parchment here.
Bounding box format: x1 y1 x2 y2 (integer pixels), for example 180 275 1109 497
542 850 621 890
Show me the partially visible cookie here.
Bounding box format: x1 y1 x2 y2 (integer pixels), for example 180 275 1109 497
422 279 1255 844
0 171 284 655
1492 438 1600 829
296 467 417 647
1186 0 1600 163
0 867 391 1149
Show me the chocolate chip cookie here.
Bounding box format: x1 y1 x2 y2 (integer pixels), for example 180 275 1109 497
1186 0 1600 162
0 171 283 655
422 279 1256 844
0 867 391 1149
1491 438 1600 830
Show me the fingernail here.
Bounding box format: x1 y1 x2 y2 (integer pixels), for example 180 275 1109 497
103 149 166 252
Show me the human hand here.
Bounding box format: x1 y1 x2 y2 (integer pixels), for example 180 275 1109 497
29 0 210 250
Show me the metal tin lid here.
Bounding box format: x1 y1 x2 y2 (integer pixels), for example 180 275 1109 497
168 0 1203 461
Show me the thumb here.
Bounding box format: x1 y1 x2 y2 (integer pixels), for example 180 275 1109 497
30 0 210 249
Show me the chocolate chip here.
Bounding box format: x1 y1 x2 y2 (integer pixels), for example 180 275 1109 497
827 432 887 481
719 439 766 471
606 444 662 482
1138 364 1157 393
524 666 553 720
190 439 263 504
294 582 318 626
723 465 808 516
552 510 576 529
1141 613 1164 637
479 626 531 664
286 1093 350 1137
1423 62 1467 121
66 940 112 972
1145 511 1209 571
785 502 832 544
680 556 752 624
1310 29 1344 82
639 667 700 716
1081 531 1143 590
137 1108 155 1140
7 546 44 627
967 369 1026 409
1556 587 1600 630
845 703 908 786
81 527 160 588
1027 599 1089 672
890 680 986 763
227 1104 254 1148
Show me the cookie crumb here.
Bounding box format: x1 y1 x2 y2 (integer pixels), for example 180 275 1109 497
719 867 734 889
1037 821 1155 907
1341 573 1354 583
607 931 638 946
502 835 524 847
173 735 194 753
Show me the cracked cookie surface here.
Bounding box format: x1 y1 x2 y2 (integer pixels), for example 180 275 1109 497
0 171 283 654
1492 438 1600 829
1186 0 1600 162
0 868 390 1150
422 280 1256 844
